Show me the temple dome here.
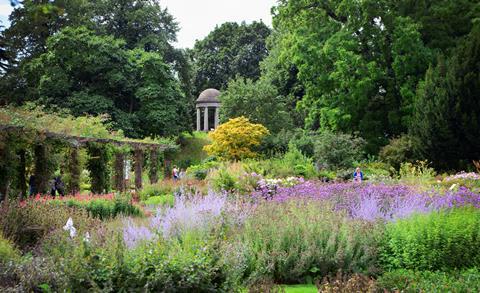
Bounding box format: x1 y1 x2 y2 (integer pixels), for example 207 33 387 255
196 88 221 103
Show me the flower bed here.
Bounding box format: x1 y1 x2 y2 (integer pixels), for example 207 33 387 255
21 193 143 219
255 181 480 221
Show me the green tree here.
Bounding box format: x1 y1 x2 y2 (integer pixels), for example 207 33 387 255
1 0 195 129
411 23 480 170
91 0 194 104
192 21 270 92
2 0 91 61
220 77 292 133
272 0 433 152
396 0 480 51
314 131 366 170
28 27 189 137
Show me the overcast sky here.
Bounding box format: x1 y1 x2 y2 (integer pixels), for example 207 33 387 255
0 0 277 48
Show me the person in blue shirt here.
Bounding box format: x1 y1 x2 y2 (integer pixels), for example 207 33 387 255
353 167 363 182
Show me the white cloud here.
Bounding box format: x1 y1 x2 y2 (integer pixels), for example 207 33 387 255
161 0 276 48
0 0 277 48
0 3 13 16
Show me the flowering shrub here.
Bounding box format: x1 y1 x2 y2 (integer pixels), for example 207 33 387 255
261 181 480 221
0 199 101 249
123 192 249 248
204 117 269 161
223 200 382 285
255 177 305 199
444 171 480 181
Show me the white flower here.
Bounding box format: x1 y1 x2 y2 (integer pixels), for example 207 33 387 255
83 232 90 243
69 226 77 238
63 217 73 231
63 217 77 238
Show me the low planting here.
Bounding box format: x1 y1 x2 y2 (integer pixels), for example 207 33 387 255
28 193 143 220
381 207 480 271
223 201 382 285
142 194 175 207
0 233 20 264
2 175 480 291
377 268 480 292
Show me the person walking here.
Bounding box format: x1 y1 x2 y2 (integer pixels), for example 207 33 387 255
172 165 179 181
28 174 37 196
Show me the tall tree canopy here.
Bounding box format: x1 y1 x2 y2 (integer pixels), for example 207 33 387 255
27 27 189 138
411 23 480 170
220 77 292 133
0 0 193 137
271 0 479 152
192 21 271 92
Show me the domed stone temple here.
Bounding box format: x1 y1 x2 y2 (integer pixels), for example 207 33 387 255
196 88 221 132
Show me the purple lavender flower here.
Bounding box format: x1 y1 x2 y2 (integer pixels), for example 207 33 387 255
123 191 251 248
152 192 228 238
263 181 480 222
123 219 156 249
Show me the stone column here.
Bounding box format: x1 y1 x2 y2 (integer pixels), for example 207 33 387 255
196 107 201 131
214 107 220 129
203 107 209 131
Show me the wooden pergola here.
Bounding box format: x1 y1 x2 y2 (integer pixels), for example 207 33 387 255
0 124 175 201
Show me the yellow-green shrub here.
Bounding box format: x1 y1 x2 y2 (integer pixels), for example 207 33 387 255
0 233 20 264
204 117 269 161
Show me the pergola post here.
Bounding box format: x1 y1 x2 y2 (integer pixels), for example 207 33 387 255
66 146 80 195
114 152 126 192
86 143 110 194
34 143 49 194
134 149 143 191
149 148 159 184
17 149 26 200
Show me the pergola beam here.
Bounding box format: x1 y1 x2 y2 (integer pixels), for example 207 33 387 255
0 125 172 150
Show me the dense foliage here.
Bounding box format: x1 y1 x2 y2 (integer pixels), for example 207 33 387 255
0 0 191 138
192 21 270 92
381 207 480 271
219 77 292 133
204 117 269 161
266 0 480 161
1 0 479 169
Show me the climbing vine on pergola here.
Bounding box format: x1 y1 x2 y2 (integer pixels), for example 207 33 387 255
0 106 177 201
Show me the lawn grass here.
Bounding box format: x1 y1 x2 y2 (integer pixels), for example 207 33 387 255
283 284 317 293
